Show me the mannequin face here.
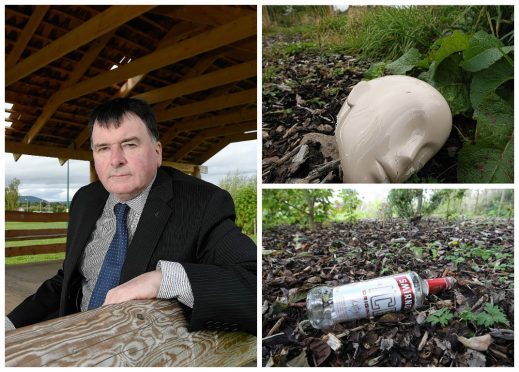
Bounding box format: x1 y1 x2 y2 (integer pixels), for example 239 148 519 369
336 75 452 183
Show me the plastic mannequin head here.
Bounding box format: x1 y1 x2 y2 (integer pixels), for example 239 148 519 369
335 75 452 183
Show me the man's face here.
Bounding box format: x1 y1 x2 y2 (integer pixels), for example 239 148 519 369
91 114 162 201
336 76 452 183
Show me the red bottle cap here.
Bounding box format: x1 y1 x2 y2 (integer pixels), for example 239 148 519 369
426 277 456 295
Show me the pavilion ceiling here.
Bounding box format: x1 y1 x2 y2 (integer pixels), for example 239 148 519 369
5 5 257 169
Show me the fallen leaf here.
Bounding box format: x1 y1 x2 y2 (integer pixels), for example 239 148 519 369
458 349 486 367
457 334 494 351
286 350 310 367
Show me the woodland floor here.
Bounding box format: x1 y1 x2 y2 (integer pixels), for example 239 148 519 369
262 34 463 184
262 218 514 367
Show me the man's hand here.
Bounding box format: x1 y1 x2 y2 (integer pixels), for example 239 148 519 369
103 270 162 306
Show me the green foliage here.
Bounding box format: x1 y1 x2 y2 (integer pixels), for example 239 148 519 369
336 189 361 223
234 184 257 235
219 172 256 235
263 189 333 229
425 190 466 220
5 178 20 211
426 307 453 327
365 28 514 183
388 189 423 218
459 303 509 327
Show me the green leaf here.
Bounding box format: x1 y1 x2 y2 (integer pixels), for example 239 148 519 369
463 31 505 61
474 93 514 149
421 55 470 115
459 308 476 322
426 307 453 327
474 304 510 327
386 48 421 75
482 303 509 326
457 141 514 183
363 61 386 80
427 30 470 66
460 46 514 72
470 58 514 107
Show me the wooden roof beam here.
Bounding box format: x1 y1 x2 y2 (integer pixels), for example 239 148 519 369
161 108 256 145
55 13 256 104
6 6 50 69
23 32 115 145
152 53 220 112
197 132 256 164
116 20 205 99
156 88 256 122
172 121 256 161
133 60 256 104
159 6 255 26
6 6 155 86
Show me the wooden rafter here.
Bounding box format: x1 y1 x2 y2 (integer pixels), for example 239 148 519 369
54 13 256 104
6 6 50 69
161 107 257 145
133 60 256 104
156 88 256 122
172 121 256 161
6 6 156 86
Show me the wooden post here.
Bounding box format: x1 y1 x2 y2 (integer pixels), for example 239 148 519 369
193 166 201 179
6 300 256 367
89 161 98 182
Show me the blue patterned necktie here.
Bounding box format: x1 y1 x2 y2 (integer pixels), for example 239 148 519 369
88 203 129 310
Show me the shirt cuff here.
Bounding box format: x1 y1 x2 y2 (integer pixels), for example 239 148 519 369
5 317 16 331
156 260 194 308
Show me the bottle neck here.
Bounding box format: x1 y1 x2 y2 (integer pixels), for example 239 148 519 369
425 277 456 295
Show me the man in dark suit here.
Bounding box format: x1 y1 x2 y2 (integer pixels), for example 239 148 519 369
7 98 257 335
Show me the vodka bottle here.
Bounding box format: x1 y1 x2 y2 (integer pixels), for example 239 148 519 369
306 271 456 329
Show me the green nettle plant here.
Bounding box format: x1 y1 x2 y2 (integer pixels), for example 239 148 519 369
364 30 514 183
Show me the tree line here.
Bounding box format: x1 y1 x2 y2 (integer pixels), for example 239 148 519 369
263 189 513 230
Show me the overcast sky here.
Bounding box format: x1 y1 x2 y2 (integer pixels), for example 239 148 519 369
5 140 257 202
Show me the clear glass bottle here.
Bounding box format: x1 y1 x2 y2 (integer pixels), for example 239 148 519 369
306 271 456 329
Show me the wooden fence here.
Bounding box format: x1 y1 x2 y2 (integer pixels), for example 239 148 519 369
5 299 257 367
5 211 68 257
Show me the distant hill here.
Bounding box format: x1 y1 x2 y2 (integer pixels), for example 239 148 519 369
18 195 47 203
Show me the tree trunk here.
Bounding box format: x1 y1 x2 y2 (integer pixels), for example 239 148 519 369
497 189 506 216
415 191 423 217
303 190 315 231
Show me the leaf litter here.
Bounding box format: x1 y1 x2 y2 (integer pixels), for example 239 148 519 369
262 218 513 366
262 34 463 183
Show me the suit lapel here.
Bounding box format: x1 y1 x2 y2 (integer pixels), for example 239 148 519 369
65 184 108 274
120 168 173 282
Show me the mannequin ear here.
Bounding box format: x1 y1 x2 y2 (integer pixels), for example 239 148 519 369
346 80 370 107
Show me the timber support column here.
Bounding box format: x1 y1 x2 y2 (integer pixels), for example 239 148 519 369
193 166 201 179
89 161 98 182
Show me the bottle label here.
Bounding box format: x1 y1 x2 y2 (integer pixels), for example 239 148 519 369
332 273 417 322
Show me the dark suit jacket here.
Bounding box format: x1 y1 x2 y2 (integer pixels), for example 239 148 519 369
8 166 257 334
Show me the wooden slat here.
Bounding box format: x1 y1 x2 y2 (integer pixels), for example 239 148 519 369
25 32 115 145
156 88 256 122
173 122 256 161
6 211 69 222
133 60 256 104
55 13 256 104
6 6 156 85
161 108 257 145
6 229 67 240
160 5 254 26
6 300 256 367
6 6 50 69
6 243 66 257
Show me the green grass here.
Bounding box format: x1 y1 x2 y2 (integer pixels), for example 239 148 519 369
6 237 66 248
6 253 65 265
264 6 501 62
6 221 67 230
